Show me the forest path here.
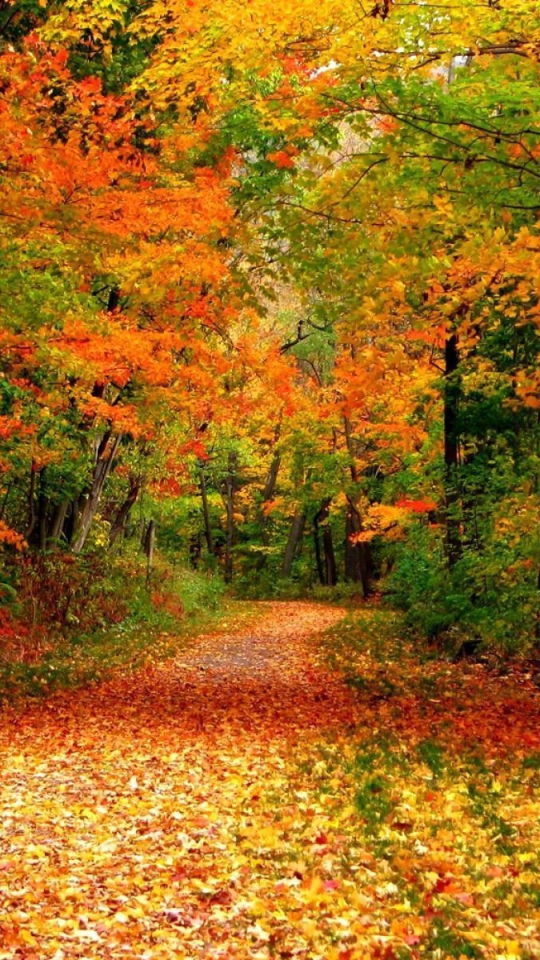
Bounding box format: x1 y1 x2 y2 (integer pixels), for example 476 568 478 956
0 601 364 960
3 602 540 959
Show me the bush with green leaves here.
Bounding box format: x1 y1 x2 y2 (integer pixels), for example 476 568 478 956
387 513 540 653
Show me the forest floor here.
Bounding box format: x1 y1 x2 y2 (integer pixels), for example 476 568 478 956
1 602 540 960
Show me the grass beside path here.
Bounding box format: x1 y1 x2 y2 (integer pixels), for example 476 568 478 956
310 605 540 959
0 599 256 704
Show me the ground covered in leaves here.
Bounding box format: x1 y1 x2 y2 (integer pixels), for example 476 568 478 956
1 603 540 959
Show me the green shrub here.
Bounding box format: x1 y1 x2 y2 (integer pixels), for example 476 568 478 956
387 519 540 653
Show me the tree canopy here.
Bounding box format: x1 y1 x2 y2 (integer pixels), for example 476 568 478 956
1 0 540 649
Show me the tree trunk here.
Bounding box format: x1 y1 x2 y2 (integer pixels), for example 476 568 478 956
314 500 337 586
25 465 37 539
0 482 12 521
189 533 202 569
37 477 48 551
224 451 237 584
109 476 140 546
282 510 306 577
345 499 372 597
444 333 462 566
71 433 122 553
314 516 324 584
256 451 281 571
323 526 337 586
68 288 123 553
343 416 372 595
534 569 540 646
144 518 156 586
27 467 49 549
49 500 70 545
199 466 214 554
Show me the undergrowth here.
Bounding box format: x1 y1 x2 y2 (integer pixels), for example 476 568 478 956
314 606 540 958
0 548 233 702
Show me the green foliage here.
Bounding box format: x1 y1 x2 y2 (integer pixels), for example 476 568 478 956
4 0 540 662
388 515 540 652
0 546 228 700
163 566 226 617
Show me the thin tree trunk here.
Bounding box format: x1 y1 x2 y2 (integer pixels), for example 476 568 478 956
69 287 123 553
27 467 48 549
314 500 337 586
444 333 462 566
282 510 306 577
314 515 325 584
256 451 281 571
323 526 337 586
199 466 214 554
345 499 371 597
144 518 156 586
25 465 37 538
49 500 70 544
343 416 372 595
224 451 237 584
189 533 202 569
535 567 540 642
37 475 48 551
0 481 12 521
109 477 140 546
71 434 122 553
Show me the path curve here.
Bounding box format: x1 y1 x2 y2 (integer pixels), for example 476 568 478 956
0 602 360 960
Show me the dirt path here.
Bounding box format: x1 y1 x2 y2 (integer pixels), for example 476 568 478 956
0 602 359 960
3 603 540 959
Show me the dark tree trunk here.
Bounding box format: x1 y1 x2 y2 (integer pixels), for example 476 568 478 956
25 465 37 539
314 500 337 586
444 333 462 567
49 500 70 544
534 569 540 645
23 288 124 555
107 285 120 312
343 416 372 596
109 476 140 546
314 516 325 585
27 474 70 548
27 467 49 549
37 478 48 551
199 467 214 554
256 451 281 571
189 533 202 569
144 519 156 586
224 451 237 584
0 482 12 520
322 526 337 586
345 500 372 597
282 510 306 577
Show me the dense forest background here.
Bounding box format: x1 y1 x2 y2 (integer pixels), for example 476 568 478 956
2 0 540 666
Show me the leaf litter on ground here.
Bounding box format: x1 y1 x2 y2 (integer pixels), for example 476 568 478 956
1 602 540 959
